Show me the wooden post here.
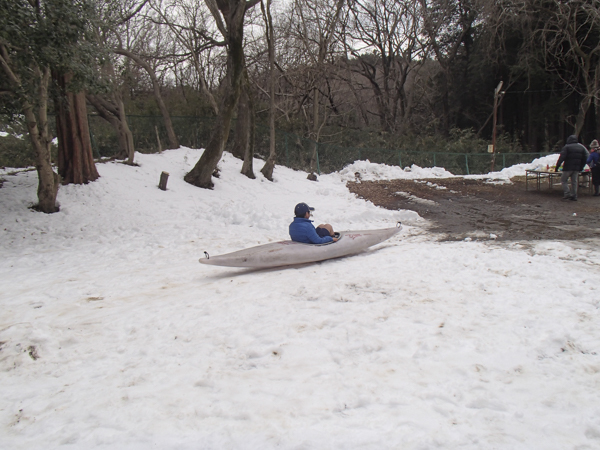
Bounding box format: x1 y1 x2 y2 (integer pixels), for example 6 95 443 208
158 171 169 190
490 81 504 172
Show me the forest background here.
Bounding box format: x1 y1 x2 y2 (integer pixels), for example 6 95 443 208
1 0 600 212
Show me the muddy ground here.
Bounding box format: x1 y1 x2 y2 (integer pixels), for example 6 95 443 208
348 176 600 242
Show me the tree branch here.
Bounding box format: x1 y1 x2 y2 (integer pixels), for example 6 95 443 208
118 0 151 25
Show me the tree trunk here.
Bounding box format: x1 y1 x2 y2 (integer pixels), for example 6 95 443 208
309 86 320 173
184 0 250 189
240 71 256 179
439 74 450 135
184 102 235 188
369 76 392 132
346 76 370 126
260 0 276 181
231 81 250 160
575 93 592 137
27 70 60 213
117 97 135 165
27 70 60 212
150 84 178 150
54 73 99 184
231 73 256 178
86 93 135 164
1 51 59 212
260 104 277 179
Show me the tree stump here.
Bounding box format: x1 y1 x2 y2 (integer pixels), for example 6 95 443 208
159 171 169 190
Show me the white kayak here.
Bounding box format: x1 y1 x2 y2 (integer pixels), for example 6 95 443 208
200 223 402 269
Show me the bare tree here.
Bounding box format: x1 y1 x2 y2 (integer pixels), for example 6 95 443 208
149 0 224 116
114 23 180 150
344 0 426 132
536 0 600 136
87 0 149 164
288 0 346 174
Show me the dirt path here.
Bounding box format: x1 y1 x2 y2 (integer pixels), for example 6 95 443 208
348 177 600 241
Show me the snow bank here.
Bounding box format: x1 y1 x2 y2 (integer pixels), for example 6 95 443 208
1 148 599 450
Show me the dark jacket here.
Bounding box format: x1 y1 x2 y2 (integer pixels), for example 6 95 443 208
289 217 333 244
556 135 589 172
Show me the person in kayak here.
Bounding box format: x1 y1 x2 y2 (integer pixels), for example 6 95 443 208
289 202 339 244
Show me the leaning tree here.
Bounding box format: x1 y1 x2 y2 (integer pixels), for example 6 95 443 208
184 0 262 189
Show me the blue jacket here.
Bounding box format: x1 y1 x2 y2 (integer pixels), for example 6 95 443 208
289 217 333 244
587 151 599 169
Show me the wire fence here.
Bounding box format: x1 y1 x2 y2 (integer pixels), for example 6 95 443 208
103 115 547 175
1 114 550 175
290 140 548 176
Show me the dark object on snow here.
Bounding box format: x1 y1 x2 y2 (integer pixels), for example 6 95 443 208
159 171 169 190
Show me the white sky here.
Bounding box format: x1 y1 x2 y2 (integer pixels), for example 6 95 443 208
1 148 599 449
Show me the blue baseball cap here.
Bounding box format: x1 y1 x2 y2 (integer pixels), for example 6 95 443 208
294 202 314 217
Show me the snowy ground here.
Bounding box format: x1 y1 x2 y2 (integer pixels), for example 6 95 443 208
1 148 600 449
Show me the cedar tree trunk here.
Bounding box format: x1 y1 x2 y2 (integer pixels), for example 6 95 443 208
54 73 99 184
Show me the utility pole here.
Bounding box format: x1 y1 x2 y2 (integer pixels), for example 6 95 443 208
490 81 504 172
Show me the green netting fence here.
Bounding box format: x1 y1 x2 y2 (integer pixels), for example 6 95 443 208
2 114 551 175
301 142 549 176
88 115 550 176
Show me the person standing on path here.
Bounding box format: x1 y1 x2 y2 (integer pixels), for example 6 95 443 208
556 135 589 201
587 139 600 196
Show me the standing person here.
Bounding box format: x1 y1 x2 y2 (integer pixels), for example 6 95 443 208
587 139 600 196
555 135 589 201
289 202 338 244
